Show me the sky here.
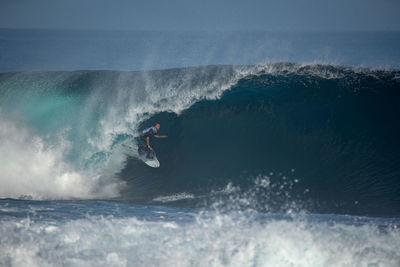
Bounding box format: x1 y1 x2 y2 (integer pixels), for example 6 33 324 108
0 0 400 31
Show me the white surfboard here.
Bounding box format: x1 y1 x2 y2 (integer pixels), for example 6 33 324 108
138 149 160 168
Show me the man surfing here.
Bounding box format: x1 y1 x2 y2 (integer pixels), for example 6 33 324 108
138 122 167 159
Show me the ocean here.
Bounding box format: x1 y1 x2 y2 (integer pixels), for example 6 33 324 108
0 29 400 266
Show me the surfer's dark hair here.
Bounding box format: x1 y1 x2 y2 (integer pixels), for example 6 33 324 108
155 122 160 125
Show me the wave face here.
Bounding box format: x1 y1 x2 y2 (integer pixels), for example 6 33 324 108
0 64 399 216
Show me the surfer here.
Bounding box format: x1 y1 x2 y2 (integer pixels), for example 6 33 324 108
138 122 167 159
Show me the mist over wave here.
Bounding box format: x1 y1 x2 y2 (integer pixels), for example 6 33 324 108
0 63 399 217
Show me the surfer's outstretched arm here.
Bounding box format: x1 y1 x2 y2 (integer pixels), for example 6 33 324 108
154 135 168 138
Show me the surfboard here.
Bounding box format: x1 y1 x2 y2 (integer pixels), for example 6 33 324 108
138 149 160 168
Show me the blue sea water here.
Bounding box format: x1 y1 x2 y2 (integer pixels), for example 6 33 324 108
1 29 400 266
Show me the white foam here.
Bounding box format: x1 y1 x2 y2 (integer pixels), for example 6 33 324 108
152 192 195 203
0 117 121 200
0 212 399 267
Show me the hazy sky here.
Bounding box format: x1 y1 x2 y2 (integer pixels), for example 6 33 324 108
1 0 400 31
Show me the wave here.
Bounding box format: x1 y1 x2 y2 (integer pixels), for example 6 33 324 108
0 63 399 216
